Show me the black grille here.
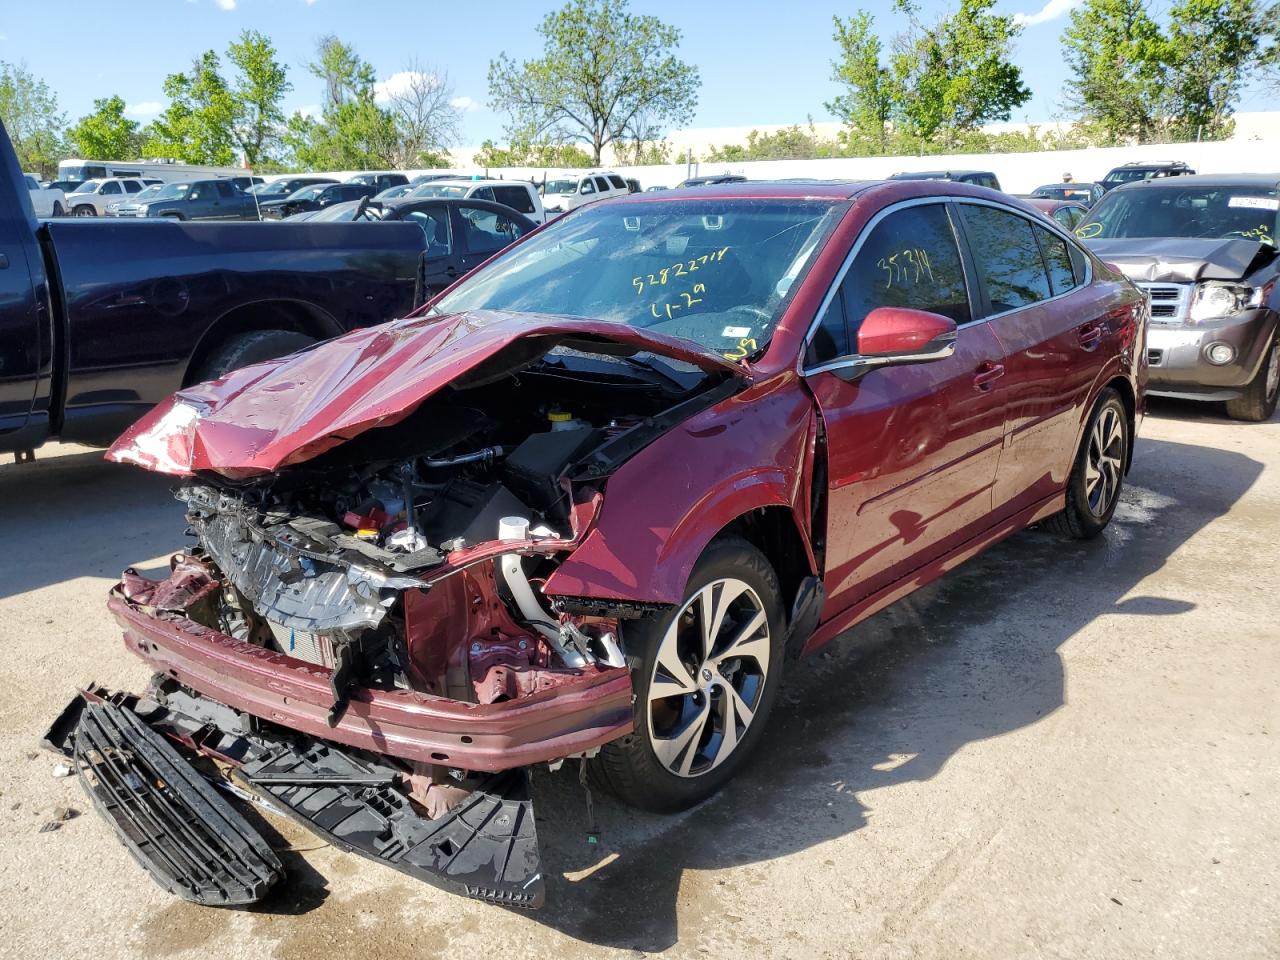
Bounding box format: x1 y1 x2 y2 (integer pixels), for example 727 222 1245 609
73 701 282 905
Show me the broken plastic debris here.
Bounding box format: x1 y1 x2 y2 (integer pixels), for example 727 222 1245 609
39 805 78 832
51 763 73 778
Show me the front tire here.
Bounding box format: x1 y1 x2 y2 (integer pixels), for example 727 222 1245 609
73 205 97 217
193 329 316 383
1046 388 1128 539
591 537 785 812
1224 335 1279 422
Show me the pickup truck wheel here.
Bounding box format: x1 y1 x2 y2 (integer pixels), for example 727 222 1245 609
591 537 785 813
73 205 96 217
1045 388 1128 540
1224 336 1279 422
194 330 316 383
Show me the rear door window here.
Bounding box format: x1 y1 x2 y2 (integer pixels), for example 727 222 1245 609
491 186 534 213
608 174 627 190
807 202 971 365
958 204 1053 314
594 176 611 192
1034 224 1078 296
122 180 142 194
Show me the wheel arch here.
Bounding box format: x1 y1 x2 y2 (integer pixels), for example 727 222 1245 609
182 299 344 387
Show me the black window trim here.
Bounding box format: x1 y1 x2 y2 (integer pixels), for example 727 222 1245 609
799 196 981 377
949 196 1092 323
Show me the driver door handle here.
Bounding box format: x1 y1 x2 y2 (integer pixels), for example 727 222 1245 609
973 361 1005 390
1078 323 1104 350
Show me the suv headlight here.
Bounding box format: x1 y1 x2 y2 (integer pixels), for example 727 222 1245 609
1188 281 1262 323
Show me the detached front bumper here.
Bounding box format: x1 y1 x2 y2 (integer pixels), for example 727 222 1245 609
1146 309 1277 399
109 581 633 773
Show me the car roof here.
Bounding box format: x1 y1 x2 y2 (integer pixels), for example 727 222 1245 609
1035 182 1100 189
1025 197 1087 211
890 170 992 178
1112 160 1191 169
421 178 531 188
605 181 876 203
1108 172 1280 190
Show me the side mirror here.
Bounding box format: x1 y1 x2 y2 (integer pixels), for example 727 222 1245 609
825 307 957 382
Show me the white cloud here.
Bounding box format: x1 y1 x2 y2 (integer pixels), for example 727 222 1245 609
374 71 421 103
214 0 236 9
451 95 481 113
1013 0 1082 26
125 101 163 118
296 103 322 119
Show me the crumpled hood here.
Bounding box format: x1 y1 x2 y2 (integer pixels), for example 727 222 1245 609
106 310 745 479
1089 237 1272 282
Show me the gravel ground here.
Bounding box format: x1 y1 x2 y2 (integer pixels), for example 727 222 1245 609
0 399 1276 960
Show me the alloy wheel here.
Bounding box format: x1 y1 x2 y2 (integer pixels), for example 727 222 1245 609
646 577 771 778
1084 405 1124 516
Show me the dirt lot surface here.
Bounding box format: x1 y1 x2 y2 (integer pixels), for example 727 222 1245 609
0 399 1276 960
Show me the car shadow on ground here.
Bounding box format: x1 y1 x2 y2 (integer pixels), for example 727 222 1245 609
0 448 179 600
516 434 1261 952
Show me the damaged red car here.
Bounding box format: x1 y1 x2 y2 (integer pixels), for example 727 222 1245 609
52 182 1146 909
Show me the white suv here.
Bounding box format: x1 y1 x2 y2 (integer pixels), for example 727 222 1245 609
65 177 162 217
540 171 630 215
404 178 546 223
23 173 65 217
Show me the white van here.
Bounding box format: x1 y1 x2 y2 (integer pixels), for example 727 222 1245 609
405 178 546 223
540 171 630 215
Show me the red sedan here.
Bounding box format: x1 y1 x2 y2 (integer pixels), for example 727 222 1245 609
75 180 1146 908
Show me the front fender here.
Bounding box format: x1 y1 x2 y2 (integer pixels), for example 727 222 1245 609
545 374 817 605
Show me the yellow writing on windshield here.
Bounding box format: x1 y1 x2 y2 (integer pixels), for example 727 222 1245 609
1075 222 1103 239
633 246 730 296
723 337 758 361
649 282 707 321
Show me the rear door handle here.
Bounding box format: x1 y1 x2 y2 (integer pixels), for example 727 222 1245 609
973 361 1005 389
1078 324 1104 350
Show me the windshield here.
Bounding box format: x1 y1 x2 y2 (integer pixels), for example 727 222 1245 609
252 180 295 196
431 198 841 357
411 183 470 198
1103 168 1164 185
544 179 578 195
288 186 325 202
133 185 163 202
70 181 98 194
1077 185 1279 243
152 183 191 201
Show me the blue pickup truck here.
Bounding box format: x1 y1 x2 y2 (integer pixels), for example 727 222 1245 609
0 121 427 457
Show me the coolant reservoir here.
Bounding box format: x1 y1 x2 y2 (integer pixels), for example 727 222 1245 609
499 516 530 541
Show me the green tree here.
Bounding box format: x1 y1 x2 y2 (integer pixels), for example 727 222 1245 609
1064 0 1267 143
0 62 65 176
1063 0 1173 142
826 12 895 151
705 124 835 161
472 137 594 168
143 51 237 164
284 37 399 169
226 29 291 166
1164 0 1268 139
890 0 1031 145
67 96 141 159
488 0 700 164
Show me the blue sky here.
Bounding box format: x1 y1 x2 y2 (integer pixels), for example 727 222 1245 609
1 0 1272 146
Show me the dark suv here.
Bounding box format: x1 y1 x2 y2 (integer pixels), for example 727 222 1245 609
888 170 1001 191
259 182 378 220
131 179 260 221
1100 161 1195 192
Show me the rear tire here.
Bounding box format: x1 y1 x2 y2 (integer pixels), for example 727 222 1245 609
1045 388 1128 540
193 329 316 383
591 537 785 813
1224 336 1279 422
